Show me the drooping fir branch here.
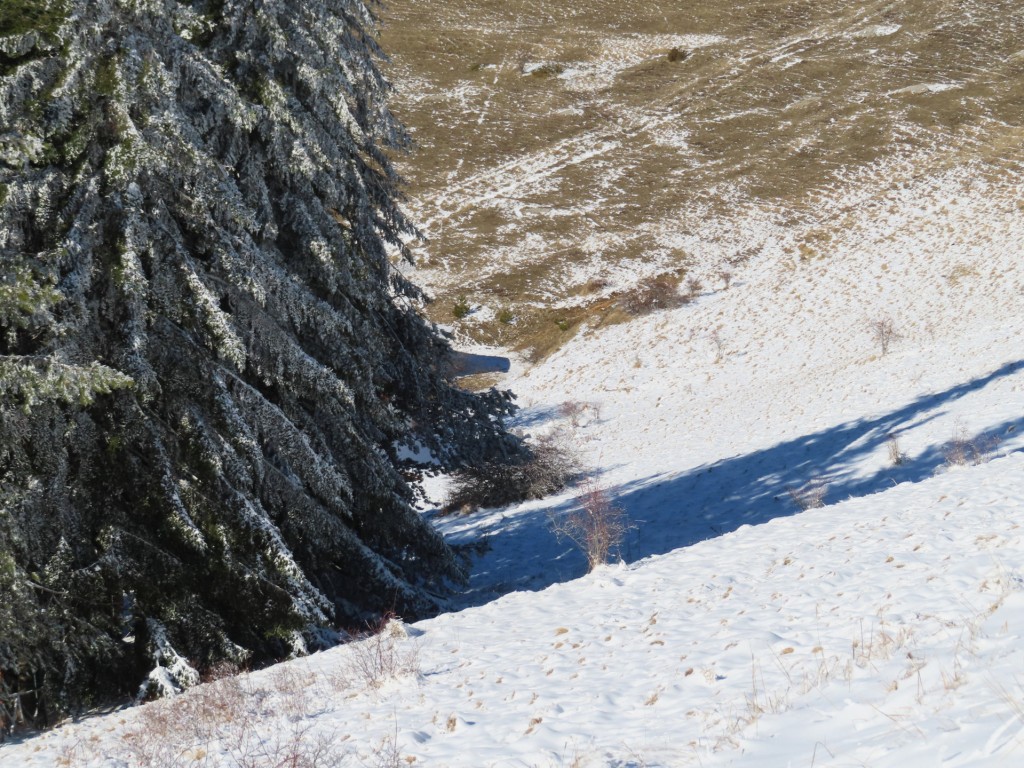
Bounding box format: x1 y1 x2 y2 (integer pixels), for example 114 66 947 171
0 0 521 721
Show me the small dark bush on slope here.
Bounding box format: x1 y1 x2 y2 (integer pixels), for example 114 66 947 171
444 434 582 513
621 273 686 315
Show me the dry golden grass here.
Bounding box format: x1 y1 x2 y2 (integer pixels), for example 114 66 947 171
379 0 1024 356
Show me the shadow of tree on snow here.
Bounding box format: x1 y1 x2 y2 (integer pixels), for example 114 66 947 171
450 359 1024 608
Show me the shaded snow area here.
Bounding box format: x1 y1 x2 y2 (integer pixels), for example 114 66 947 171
5 144 1024 765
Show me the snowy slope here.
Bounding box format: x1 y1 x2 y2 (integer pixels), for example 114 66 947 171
438 157 1024 608
4 140 1024 766
6 463 1024 767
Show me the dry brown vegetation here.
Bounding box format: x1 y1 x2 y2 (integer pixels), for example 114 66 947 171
787 479 828 511
550 483 633 571
620 272 688 316
117 665 344 768
378 0 1024 359
442 431 582 513
108 617 425 767
867 316 901 357
942 421 998 469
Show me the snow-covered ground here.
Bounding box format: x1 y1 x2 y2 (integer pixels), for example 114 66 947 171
4 136 1024 765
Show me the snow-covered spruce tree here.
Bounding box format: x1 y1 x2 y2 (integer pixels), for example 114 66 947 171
0 0 520 720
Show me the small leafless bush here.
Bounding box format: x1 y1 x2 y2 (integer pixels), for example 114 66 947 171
728 247 756 267
685 276 704 300
558 400 599 428
887 434 907 466
364 718 403 768
867 317 901 356
270 665 331 721
188 670 251 732
559 399 586 424
120 700 190 768
620 274 684 316
944 424 977 467
233 721 347 768
452 295 471 320
443 432 581 513
709 328 726 363
122 669 270 766
787 479 827 511
942 421 996 468
56 740 85 767
718 269 733 289
343 614 419 691
201 658 245 684
550 483 632 571
118 659 347 768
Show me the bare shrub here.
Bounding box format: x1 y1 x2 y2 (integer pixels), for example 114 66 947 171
685 276 704 300
56 740 85 767
230 721 346 768
201 658 246 684
787 479 827 511
187 670 251 733
942 421 996 468
343 615 419 691
365 718 403 768
120 700 190 768
887 434 907 466
121 669 267 766
728 247 756 267
620 274 684 316
709 328 726 363
867 317 901 356
271 665 331 721
119 663 347 768
944 423 978 467
443 432 581 513
718 269 733 289
550 483 632 571
558 400 599 428
559 399 586 425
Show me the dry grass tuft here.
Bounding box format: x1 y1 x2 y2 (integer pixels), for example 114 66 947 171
117 663 345 767
942 421 996 468
887 433 908 466
558 399 600 428
341 615 420 691
787 479 827 510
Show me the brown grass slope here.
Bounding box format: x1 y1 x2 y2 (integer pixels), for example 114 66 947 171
380 0 1024 359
